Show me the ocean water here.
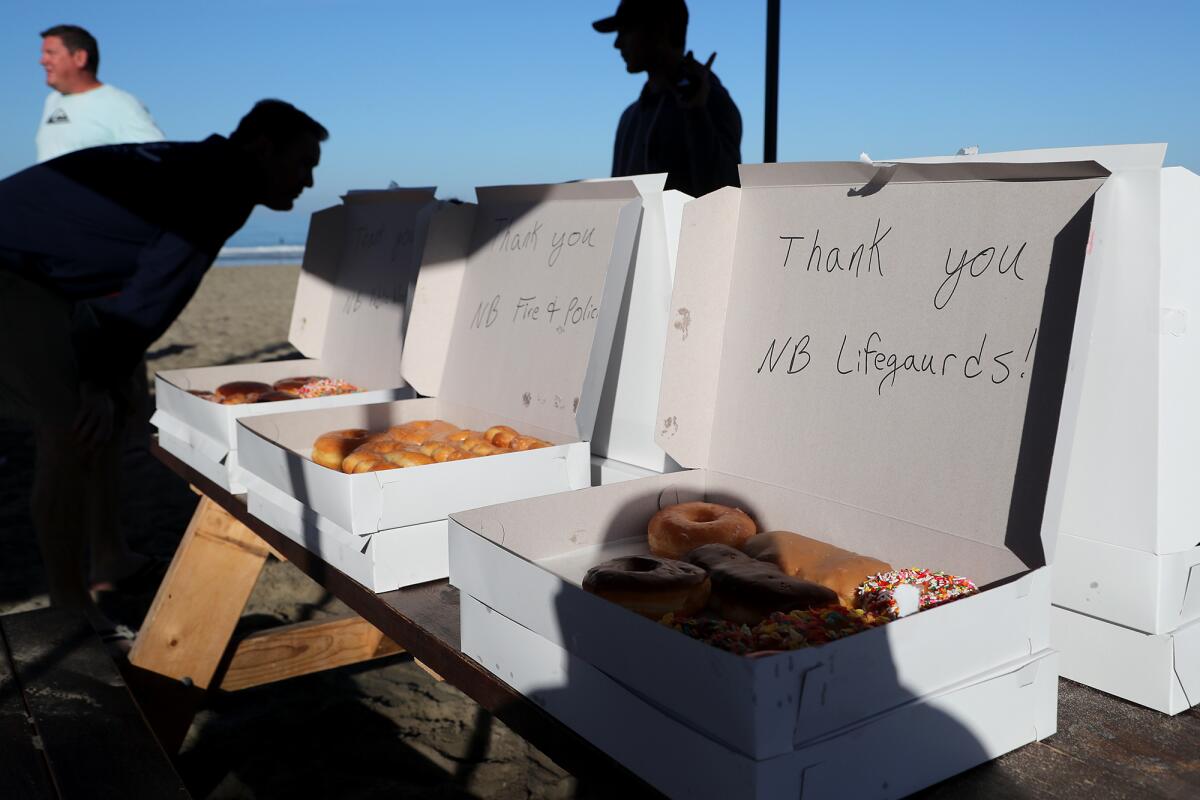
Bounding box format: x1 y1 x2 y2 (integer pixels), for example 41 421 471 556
214 244 304 267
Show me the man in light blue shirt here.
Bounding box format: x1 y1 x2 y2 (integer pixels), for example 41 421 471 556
36 24 164 163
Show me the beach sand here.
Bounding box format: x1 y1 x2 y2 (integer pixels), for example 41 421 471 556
0 264 585 799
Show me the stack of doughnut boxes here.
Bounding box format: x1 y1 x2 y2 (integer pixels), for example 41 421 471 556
898 143 1200 715
447 161 1109 798
152 189 436 493
1039 147 1200 714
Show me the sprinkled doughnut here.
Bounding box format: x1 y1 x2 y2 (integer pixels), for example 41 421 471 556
856 568 978 619
297 378 360 398
751 606 888 651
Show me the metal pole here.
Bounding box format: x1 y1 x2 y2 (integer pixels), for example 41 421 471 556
764 0 781 162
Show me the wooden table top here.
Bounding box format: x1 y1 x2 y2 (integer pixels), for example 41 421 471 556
150 443 1200 799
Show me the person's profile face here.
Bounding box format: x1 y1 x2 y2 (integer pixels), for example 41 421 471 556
40 36 85 92
614 24 655 73
257 133 321 211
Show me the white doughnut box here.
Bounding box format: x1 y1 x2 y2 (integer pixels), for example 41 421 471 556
237 182 642 590
900 144 1200 712
449 159 1107 774
153 189 435 493
463 592 1058 800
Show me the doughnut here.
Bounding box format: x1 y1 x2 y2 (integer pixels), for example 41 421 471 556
383 450 436 468
485 425 518 447
660 613 755 655
647 502 757 560
311 428 371 470
311 421 545 473
661 605 889 655
751 606 889 652
254 390 296 403
340 443 387 474
273 375 327 395
389 420 457 444
296 378 360 398
508 435 551 451
583 556 710 620
347 454 390 473
215 381 273 404
686 544 837 625
741 531 893 607
856 568 978 619
188 389 219 402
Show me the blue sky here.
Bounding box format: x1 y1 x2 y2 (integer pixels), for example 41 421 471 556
2 1 1196 246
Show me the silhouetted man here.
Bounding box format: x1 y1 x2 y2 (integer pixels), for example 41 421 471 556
37 24 164 163
594 0 742 197
0 100 325 642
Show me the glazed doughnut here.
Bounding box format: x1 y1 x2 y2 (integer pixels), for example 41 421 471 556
508 435 551 451
346 453 390 473
741 531 893 607
340 442 391 474
447 429 482 443
312 429 371 470
686 544 837 625
383 450 436 468
856 568 978 619
215 381 273 404
485 425 518 447
273 375 327 395
647 502 757 560
583 556 710 620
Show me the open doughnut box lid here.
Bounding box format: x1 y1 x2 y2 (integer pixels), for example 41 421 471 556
448 160 1108 760
153 188 437 455
400 180 644 442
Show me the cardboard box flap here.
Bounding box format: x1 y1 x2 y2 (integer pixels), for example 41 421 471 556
656 187 741 467
739 160 1110 189
288 205 346 357
660 161 1107 559
894 143 1166 172
409 181 642 440
286 189 436 386
402 202 479 397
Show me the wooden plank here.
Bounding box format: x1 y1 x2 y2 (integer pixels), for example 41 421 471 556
0 618 56 800
1 608 189 799
218 614 403 692
413 658 445 683
129 495 270 690
150 443 658 796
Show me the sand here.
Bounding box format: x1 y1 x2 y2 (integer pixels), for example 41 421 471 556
0 264 584 799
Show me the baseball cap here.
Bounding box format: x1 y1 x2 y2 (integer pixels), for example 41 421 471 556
592 0 689 34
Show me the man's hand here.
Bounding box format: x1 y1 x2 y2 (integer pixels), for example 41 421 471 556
673 51 716 110
73 381 115 448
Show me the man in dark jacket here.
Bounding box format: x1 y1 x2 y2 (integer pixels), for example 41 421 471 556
594 0 742 197
0 99 325 638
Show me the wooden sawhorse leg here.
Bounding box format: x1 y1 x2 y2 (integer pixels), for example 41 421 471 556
126 493 402 751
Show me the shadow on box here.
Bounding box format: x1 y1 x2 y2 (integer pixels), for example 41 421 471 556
469 482 1004 799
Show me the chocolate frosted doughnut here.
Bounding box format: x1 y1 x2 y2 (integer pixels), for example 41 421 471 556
687 543 838 625
583 555 710 620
